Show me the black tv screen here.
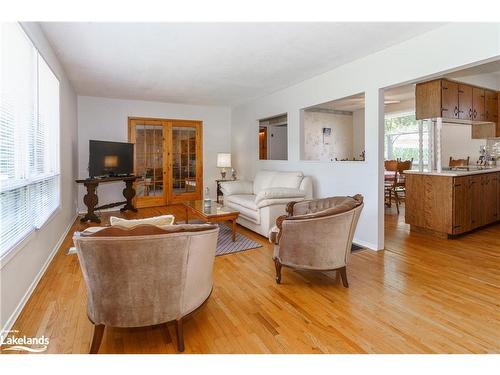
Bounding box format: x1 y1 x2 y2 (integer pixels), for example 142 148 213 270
89 140 134 178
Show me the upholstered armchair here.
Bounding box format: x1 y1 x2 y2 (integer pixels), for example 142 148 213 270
269 195 364 287
73 223 219 353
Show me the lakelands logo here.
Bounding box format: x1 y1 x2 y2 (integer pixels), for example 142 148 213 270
1 331 49 353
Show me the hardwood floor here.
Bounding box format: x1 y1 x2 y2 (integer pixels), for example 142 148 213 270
2 204 499 354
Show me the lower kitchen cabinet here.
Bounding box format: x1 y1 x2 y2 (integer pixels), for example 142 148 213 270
406 171 500 238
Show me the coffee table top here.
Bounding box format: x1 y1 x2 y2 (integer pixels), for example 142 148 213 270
183 200 239 219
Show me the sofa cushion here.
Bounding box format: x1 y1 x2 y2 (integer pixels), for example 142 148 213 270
225 194 258 210
253 170 304 193
224 194 260 223
110 214 175 228
219 180 253 196
255 187 305 205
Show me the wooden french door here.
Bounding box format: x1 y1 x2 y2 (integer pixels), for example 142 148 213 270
128 118 203 208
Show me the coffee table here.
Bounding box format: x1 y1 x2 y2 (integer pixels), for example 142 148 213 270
183 200 240 241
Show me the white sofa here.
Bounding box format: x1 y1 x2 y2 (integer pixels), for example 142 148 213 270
219 171 313 237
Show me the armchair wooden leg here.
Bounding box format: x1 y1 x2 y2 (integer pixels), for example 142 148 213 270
175 318 185 352
339 267 349 288
274 259 282 284
89 324 105 354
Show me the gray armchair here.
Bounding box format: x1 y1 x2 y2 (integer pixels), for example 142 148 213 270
73 223 219 353
269 195 364 287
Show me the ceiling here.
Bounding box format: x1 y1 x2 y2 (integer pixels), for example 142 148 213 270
307 93 366 112
39 22 443 106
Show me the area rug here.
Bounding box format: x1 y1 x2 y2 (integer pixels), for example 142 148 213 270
215 224 262 256
67 223 263 257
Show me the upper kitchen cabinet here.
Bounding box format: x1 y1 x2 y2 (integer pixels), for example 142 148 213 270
472 87 485 121
485 90 498 123
415 79 498 138
442 80 459 119
458 83 472 120
415 79 448 120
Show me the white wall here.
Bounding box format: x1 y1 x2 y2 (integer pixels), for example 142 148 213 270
266 125 288 160
77 96 231 210
441 123 486 165
352 109 365 159
231 23 500 250
0 23 78 337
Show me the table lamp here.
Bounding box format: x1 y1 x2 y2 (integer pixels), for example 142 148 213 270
217 153 231 179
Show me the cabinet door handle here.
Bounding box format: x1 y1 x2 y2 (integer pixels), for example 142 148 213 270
454 106 459 117
473 109 477 119
469 108 473 118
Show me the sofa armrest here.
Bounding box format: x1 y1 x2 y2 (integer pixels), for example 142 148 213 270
219 180 253 196
299 176 313 199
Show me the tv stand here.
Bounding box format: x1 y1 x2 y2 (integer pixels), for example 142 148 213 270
75 176 138 223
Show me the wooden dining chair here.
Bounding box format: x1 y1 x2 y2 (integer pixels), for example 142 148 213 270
393 159 412 213
449 156 470 167
385 159 412 214
384 160 398 209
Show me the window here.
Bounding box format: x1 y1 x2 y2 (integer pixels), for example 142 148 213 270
0 23 60 257
384 112 428 167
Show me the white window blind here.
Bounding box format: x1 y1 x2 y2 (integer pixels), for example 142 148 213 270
0 23 60 257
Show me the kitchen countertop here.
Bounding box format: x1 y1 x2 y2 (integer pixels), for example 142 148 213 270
404 166 500 177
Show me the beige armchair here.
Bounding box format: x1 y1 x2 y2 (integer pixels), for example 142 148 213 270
270 195 364 287
73 223 219 353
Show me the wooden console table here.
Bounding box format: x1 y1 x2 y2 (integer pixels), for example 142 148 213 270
75 176 138 223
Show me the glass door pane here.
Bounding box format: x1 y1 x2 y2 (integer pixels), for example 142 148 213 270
172 126 197 196
133 122 164 205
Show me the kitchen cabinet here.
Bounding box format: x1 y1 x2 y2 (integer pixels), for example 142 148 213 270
483 173 498 224
485 90 498 123
458 84 473 120
441 80 459 119
469 175 483 229
472 87 485 121
416 79 497 123
453 176 471 234
405 171 500 238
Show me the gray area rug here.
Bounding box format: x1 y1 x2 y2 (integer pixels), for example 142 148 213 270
215 224 262 256
67 223 263 257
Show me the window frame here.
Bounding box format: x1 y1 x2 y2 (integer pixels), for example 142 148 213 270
0 23 61 263
384 110 428 168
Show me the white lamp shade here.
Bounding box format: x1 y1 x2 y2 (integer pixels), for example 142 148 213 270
217 153 232 168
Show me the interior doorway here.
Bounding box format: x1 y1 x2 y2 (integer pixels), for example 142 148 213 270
128 117 203 208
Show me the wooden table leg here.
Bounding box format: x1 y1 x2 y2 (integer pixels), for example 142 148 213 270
232 218 236 242
81 182 101 223
121 179 138 212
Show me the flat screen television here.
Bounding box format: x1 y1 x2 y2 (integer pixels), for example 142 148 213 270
89 140 134 178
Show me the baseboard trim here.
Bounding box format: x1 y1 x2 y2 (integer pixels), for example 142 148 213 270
0 214 77 344
353 238 379 251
